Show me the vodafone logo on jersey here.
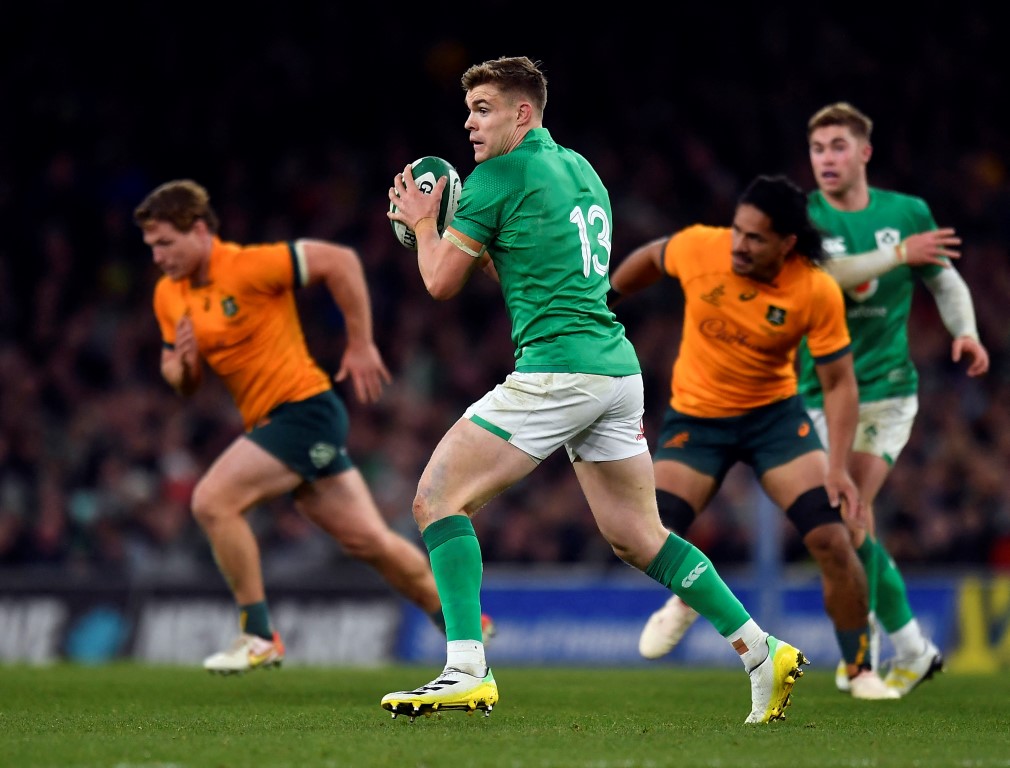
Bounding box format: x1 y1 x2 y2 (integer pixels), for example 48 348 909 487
847 227 901 302
824 236 878 300
849 278 879 301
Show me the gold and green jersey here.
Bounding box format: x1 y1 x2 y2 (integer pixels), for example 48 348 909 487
660 225 849 418
154 237 330 430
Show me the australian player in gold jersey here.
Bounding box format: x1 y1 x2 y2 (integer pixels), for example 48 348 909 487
135 179 489 673
611 174 898 700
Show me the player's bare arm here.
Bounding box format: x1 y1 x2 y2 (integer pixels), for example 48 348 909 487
607 237 668 306
478 252 499 283
815 353 864 526
301 239 392 404
160 314 202 397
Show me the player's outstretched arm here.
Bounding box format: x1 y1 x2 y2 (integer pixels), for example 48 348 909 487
823 228 961 289
607 236 669 308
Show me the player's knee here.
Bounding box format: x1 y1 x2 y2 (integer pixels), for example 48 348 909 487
786 486 845 538
411 489 434 528
413 479 471 528
190 479 218 527
657 489 696 536
606 536 652 571
190 477 243 529
787 487 850 556
340 528 385 562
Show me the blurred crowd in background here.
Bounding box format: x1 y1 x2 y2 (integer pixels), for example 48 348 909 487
1 5 1008 584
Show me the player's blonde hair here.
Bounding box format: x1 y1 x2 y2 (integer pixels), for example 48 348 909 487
807 102 873 142
461 56 548 116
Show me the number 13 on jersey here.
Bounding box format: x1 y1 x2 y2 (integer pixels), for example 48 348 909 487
571 204 612 277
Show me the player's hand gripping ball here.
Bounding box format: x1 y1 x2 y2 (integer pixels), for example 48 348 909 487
390 156 462 250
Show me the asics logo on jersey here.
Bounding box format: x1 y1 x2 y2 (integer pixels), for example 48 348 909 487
739 289 758 301
681 562 709 589
701 285 725 306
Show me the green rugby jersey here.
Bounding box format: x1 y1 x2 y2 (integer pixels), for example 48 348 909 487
450 128 640 376
797 187 944 407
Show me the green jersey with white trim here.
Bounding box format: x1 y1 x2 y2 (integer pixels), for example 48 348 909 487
449 128 639 376
798 187 944 407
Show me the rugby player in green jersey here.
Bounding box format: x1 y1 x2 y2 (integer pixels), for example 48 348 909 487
380 56 807 725
801 102 988 696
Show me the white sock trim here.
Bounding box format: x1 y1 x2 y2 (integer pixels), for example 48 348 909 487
446 639 486 675
889 618 929 658
728 619 768 671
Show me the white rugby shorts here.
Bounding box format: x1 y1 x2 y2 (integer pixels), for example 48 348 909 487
808 395 918 465
463 371 650 463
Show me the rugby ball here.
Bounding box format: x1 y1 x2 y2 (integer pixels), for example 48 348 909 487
390 156 462 250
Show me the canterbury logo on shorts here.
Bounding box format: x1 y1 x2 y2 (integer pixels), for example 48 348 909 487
681 561 709 589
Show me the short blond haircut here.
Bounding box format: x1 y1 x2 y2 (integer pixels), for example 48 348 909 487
807 102 873 142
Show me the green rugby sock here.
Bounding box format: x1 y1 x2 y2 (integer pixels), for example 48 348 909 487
645 533 750 636
856 536 879 616
239 601 272 640
871 537 915 632
422 515 484 642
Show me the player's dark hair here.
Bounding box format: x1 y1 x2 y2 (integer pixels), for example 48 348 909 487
738 175 825 265
133 179 221 234
807 101 873 142
461 55 548 115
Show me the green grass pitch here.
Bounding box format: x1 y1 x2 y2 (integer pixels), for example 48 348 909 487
2 663 1008 767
